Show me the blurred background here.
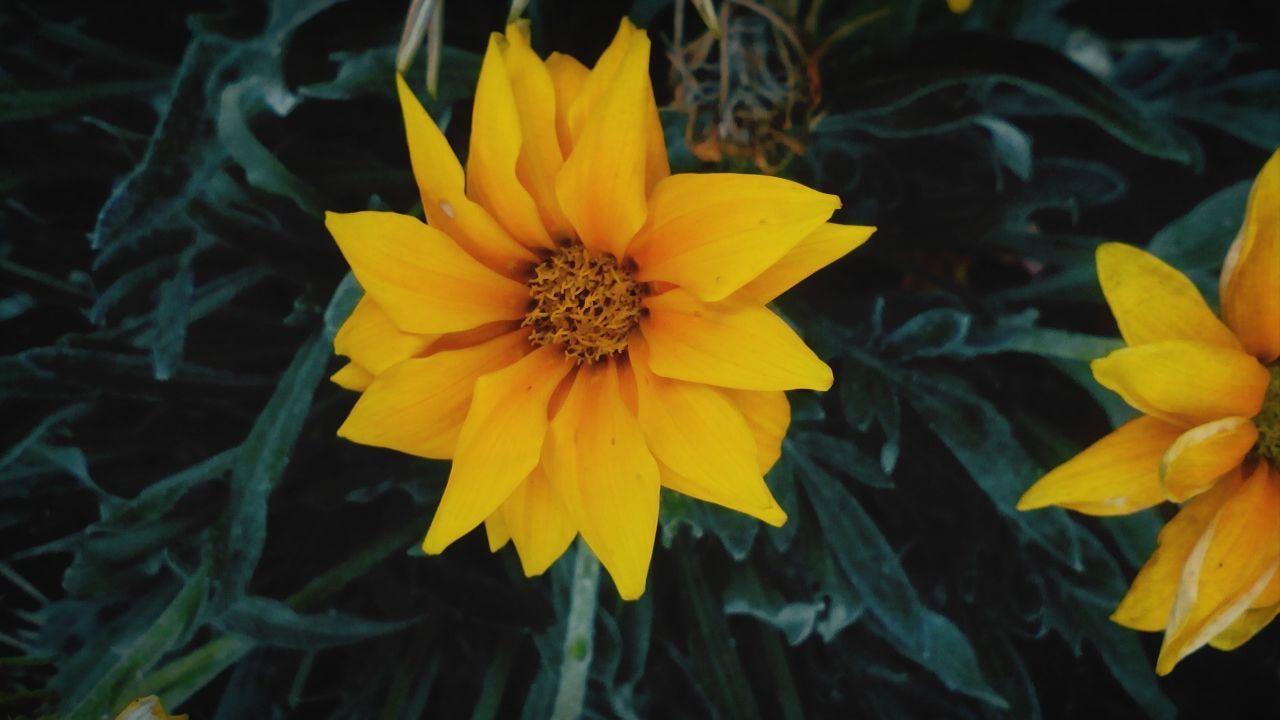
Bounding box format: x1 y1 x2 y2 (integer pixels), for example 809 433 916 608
2 0 1278 717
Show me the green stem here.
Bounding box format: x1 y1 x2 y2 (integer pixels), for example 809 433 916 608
549 540 601 720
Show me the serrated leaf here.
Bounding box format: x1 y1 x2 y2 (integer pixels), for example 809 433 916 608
215 595 416 650
216 79 320 214
723 566 821 646
799 463 1005 706
797 461 926 652
796 433 893 489
151 266 194 381
64 565 209 719
976 116 1033 181
99 449 236 528
883 308 973 359
903 373 1083 569
1146 179 1251 296
213 333 329 604
673 549 762 720
91 39 228 265
826 33 1194 163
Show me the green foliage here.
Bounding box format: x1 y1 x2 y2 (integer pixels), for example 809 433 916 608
3 0 1277 719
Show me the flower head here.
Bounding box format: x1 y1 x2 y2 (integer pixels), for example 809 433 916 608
326 20 873 599
1018 150 1280 673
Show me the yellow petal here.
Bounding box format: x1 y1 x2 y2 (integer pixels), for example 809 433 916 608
1090 340 1269 428
641 289 833 392
338 331 529 459
333 295 437 374
544 52 589 158
730 223 876 305
545 360 660 600
1251 565 1280 608
1095 242 1240 350
326 211 531 334
1208 601 1280 651
395 74 535 277
421 346 575 554
1159 417 1258 502
629 340 786 526
560 19 667 192
1017 416 1183 516
502 465 577 576
1221 150 1280 362
330 362 373 391
115 696 187 720
630 174 842 302
1112 477 1236 632
501 24 573 239
554 23 652 258
484 509 510 551
564 20 635 143
467 34 554 249
1156 463 1280 674
722 388 791 474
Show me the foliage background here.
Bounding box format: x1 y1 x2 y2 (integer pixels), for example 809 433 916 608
3 0 1278 717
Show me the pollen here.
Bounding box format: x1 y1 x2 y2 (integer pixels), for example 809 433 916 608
523 241 644 364
1256 365 1280 464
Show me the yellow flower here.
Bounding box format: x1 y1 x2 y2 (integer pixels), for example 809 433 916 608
1018 150 1280 674
325 21 873 599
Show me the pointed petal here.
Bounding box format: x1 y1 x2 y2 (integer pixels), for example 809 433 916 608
730 223 875 305
333 295 437 374
503 465 577 576
630 341 786 526
1156 463 1280 674
330 362 373 391
564 20 635 143
1251 566 1280 609
1159 417 1258 502
1096 242 1240 350
502 24 572 239
484 509 510 551
545 360 660 600
326 211 530 334
1090 341 1269 428
467 33 554 248
545 52 589 158
722 389 790 474
555 24 652 258
560 19 666 189
630 174 841 302
1221 150 1280 362
421 347 574 553
396 74 535 277
640 289 833 391
1017 416 1183 516
1209 600 1280 651
1112 477 1235 632
338 331 529 459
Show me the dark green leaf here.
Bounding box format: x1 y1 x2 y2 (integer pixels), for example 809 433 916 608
213 334 330 604
216 595 416 650
827 33 1194 163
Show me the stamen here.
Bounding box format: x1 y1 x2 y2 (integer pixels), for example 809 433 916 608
1256 365 1280 464
523 241 643 364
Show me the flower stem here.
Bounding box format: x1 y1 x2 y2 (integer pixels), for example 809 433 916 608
550 540 601 720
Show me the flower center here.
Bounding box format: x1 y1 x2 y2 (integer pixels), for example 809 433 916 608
1256 365 1280 465
522 241 643 364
